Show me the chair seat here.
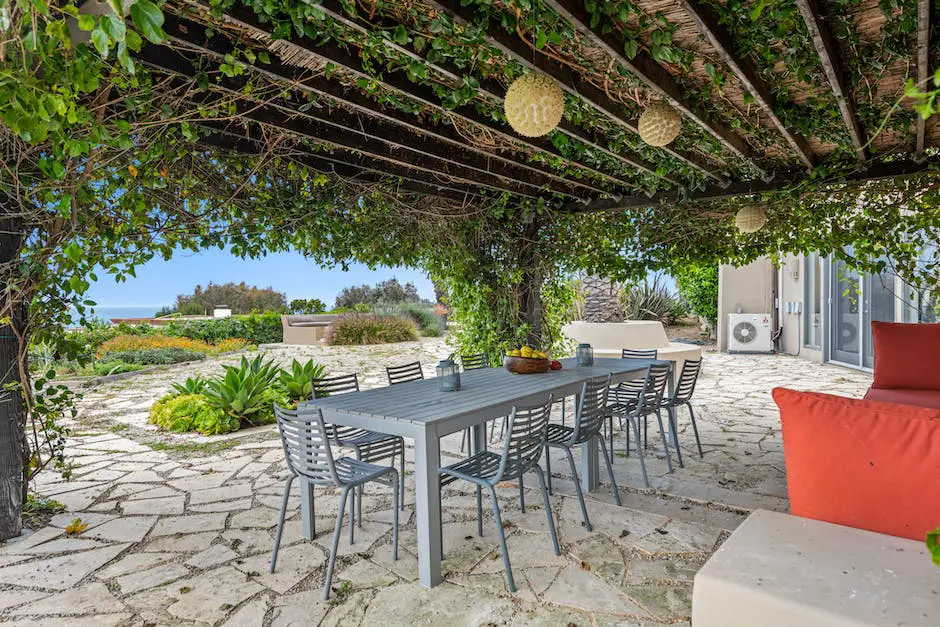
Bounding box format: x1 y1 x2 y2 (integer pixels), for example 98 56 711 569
439 450 503 486
545 423 575 445
334 428 401 448
334 457 397 486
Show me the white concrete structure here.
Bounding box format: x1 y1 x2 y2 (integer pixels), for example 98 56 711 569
693 509 939 627
562 321 702 372
212 307 232 319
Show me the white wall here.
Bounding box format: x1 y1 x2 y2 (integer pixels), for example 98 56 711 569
717 259 775 352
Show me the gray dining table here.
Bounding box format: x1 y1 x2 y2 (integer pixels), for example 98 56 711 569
303 356 660 588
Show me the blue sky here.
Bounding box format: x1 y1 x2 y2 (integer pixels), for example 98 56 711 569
86 247 436 308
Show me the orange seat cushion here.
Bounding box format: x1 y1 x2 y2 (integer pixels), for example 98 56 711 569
773 388 940 541
864 387 940 409
871 321 940 390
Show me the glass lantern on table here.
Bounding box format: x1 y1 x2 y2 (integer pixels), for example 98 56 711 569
437 359 461 391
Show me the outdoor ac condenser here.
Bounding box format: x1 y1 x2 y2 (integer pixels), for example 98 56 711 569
727 313 774 354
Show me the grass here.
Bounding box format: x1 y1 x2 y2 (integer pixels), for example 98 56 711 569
148 440 242 455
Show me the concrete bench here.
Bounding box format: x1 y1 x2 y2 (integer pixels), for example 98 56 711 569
692 509 940 627
280 314 339 345
561 321 702 375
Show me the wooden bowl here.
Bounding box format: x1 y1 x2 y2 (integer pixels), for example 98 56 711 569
503 355 550 374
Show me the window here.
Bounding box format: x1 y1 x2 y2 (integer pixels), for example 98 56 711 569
804 253 822 348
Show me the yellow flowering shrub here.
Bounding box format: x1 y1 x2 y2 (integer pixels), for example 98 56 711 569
96 334 247 359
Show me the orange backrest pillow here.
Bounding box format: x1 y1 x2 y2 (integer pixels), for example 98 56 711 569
773 387 940 541
871 321 940 390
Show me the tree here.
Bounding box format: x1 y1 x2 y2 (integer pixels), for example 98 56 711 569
673 264 719 335
334 278 423 309
289 298 327 314
175 283 287 315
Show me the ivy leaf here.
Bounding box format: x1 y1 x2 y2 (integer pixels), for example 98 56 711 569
934 67 940 87
101 13 126 42
623 39 638 60
392 25 409 45
535 30 547 49
63 242 83 264
129 0 166 44
750 0 766 21
77 13 95 32
91 27 109 58
125 29 142 51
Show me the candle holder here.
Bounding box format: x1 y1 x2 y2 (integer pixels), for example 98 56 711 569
437 359 461 391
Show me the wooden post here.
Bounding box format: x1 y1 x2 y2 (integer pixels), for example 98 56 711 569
0 207 26 541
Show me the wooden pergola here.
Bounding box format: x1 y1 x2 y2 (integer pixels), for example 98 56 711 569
127 0 937 211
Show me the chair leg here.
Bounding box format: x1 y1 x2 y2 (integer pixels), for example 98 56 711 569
519 474 525 513
324 486 350 600
357 484 364 529
489 416 498 444
391 473 400 561
460 428 468 453
476 485 483 537
643 414 649 449
349 489 356 544
544 445 553 495
487 484 516 593
269 475 295 573
688 403 704 458
623 413 630 457
561 398 566 426
654 409 674 473
632 419 650 488
668 406 684 468
563 446 591 532
597 435 622 506
532 465 560 555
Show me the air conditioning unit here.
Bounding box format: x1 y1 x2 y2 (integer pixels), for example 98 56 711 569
727 313 773 354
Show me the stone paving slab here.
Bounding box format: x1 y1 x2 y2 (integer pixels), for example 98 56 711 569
0 344 873 625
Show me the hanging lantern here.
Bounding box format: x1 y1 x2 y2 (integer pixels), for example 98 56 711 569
638 100 682 147
503 73 565 137
735 206 767 233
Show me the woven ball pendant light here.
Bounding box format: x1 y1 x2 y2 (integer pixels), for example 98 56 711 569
504 73 565 137
638 100 682 146
735 206 767 233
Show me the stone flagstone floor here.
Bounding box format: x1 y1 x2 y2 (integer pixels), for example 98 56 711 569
0 340 873 626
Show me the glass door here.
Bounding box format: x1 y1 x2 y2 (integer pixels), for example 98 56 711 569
830 259 861 366
863 270 897 369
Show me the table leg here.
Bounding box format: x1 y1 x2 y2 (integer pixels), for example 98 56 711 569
472 423 486 455
578 391 600 492
414 429 442 588
300 481 316 540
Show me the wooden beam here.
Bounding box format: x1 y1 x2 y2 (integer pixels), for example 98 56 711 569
189 4 635 193
916 0 931 159
676 0 815 169
139 46 575 200
543 0 765 175
198 128 481 202
563 158 937 212
424 0 728 184
794 0 867 160
314 0 681 187
160 14 596 199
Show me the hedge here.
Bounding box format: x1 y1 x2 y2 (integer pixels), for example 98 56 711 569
161 312 283 344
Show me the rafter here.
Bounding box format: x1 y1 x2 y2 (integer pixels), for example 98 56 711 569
916 0 932 159
314 0 681 187
188 4 639 194
794 0 867 160
563 159 937 213
160 13 602 198
198 128 482 203
423 0 728 184
675 0 815 169
543 0 764 175
140 51 557 200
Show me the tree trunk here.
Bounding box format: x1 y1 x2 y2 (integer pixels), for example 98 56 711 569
518 217 545 347
581 275 622 323
0 209 26 541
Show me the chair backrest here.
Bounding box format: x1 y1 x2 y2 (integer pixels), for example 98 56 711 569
461 353 488 370
273 404 339 485
496 395 554 482
571 374 612 443
622 348 658 360
311 373 360 399
637 362 671 414
386 361 424 385
672 359 702 403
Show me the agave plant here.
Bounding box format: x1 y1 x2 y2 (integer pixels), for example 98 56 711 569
203 355 282 425
170 376 208 396
279 359 327 402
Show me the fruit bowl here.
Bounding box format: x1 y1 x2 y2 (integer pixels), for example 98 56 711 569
503 355 550 374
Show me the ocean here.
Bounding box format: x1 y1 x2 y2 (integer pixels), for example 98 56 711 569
80 306 164 323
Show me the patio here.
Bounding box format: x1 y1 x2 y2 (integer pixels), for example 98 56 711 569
0 343 873 625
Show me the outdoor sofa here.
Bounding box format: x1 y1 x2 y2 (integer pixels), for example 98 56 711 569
280 314 339 345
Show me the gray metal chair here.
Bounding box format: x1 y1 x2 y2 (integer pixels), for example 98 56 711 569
270 404 399 600
439 395 560 593
312 373 406 523
661 358 704 467
608 362 672 488
610 348 659 448
386 361 424 385
544 374 620 531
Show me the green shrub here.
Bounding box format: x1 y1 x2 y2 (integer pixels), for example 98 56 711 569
619 277 687 325
161 312 282 344
328 314 419 345
673 264 719 328
150 393 238 435
92 360 148 376
376 303 445 337
203 355 283 426
102 348 206 365
279 359 327 402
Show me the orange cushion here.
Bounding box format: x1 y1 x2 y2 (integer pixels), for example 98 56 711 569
864 387 940 409
871 321 940 390
773 387 940 541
